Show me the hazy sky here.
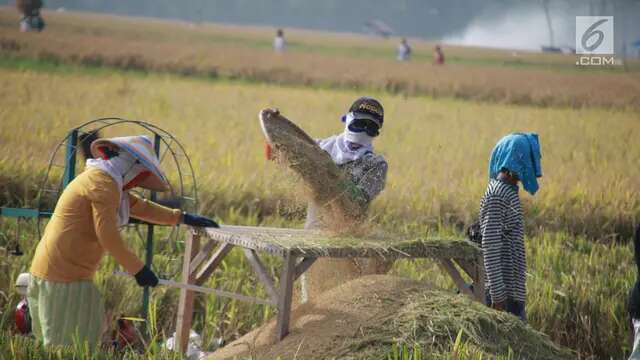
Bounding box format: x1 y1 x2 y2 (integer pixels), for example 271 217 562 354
444 3 576 50
4 0 639 52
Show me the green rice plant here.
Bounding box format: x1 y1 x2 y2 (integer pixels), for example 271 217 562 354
0 65 637 240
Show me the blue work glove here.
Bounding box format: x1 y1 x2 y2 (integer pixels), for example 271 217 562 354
134 265 159 287
182 213 219 228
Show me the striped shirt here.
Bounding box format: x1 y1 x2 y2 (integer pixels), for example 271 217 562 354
479 178 526 303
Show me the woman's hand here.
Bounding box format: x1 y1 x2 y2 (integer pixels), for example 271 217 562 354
182 213 219 228
134 265 159 287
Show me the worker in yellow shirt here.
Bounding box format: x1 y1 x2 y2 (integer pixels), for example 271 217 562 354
28 135 218 348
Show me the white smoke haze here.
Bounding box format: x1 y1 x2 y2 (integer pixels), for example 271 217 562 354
442 6 575 52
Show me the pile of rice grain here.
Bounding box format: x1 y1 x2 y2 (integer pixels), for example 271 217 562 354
209 275 571 360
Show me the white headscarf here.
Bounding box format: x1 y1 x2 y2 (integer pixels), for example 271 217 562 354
318 113 374 165
86 151 147 227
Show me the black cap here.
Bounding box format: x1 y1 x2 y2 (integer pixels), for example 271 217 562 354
348 97 384 128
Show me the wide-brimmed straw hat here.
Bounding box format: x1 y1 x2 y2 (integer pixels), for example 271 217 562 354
90 135 170 192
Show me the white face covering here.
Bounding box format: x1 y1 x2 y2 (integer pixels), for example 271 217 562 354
632 319 640 356
318 113 375 165
86 151 146 227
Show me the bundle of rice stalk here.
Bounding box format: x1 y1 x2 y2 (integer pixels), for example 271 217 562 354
259 108 366 230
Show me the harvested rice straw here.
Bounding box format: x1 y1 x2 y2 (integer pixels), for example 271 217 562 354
260 108 366 233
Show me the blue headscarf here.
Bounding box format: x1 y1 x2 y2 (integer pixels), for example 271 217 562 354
489 133 542 195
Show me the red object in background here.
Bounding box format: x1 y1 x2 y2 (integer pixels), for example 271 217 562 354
15 299 31 335
115 318 139 349
97 146 110 160
434 45 445 65
265 142 274 160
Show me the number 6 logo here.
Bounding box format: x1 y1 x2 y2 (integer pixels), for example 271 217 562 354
581 19 607 52
575 16 614 55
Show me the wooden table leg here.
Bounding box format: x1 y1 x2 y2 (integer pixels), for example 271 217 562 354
276 251 295 340
194 242 234 286
455 258 486 304
175 229 201 353
438 258 475 299
243 248 279 305
473 255 486 304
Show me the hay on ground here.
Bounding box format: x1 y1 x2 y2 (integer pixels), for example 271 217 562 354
209 275 571 360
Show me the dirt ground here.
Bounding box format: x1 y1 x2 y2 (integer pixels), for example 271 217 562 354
208 275 569 360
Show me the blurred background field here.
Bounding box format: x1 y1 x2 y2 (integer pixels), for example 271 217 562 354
0 6 639 360
1 9 639 109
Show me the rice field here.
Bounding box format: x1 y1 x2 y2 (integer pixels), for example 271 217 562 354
0 62 638 239
0 8 639 360
0 57 637 359
1 8 639 109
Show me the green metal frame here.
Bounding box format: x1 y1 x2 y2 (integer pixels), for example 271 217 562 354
63 129 78 189
142 133 162 319
1 127 80 220
0 207 41 218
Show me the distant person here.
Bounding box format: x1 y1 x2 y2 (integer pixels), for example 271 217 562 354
17 0 45 32
434 44 445 65
274 28 286 53
477 133 542 321
397 38 411 61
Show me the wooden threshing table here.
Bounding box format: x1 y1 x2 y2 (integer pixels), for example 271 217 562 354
174 225 484 352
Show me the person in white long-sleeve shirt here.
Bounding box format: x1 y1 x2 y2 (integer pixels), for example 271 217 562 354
397 38 411 61
274 28 286 53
